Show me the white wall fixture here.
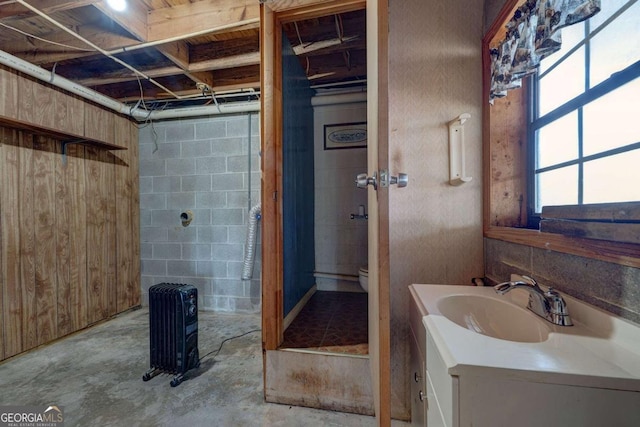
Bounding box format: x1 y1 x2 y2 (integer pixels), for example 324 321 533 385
448 113 473 186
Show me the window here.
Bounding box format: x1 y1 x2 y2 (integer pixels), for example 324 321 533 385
530 0 640 221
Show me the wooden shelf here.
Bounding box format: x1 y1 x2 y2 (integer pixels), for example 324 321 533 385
0 115 127 151
485 226 640 269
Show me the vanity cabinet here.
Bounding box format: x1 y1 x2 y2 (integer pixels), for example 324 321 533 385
425 330 456 427
424 329 640 427
410 285 640 427
409 293 426 426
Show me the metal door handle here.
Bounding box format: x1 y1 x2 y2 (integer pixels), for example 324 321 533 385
379 170 408 188
355 172 377 190
390 173 408 188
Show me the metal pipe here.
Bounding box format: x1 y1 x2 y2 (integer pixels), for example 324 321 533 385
146 102 259 120
0 49 259 121
0 48 131 113
106 18 260 56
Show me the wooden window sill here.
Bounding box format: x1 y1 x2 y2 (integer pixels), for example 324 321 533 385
484 226 640 269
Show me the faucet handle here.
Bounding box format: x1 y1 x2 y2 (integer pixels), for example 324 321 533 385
493 282 512 294
545 288 574 326
521 275 541 290
545 288 565 312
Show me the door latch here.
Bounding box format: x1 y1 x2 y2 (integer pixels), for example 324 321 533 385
379 169 408 188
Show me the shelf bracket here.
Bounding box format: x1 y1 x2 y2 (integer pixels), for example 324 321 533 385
61 140 83 166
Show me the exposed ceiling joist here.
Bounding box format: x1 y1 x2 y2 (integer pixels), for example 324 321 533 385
92 1 149 41
0 0 366 108
0 0 99 19
154 41 215 89
147 0 258 42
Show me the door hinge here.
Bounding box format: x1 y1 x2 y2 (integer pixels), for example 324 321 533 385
272 191 278 201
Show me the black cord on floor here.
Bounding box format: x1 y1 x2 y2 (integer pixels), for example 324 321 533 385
199 329 261 364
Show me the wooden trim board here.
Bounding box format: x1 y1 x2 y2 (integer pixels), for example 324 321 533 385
265 349 374 415
283 284 316 331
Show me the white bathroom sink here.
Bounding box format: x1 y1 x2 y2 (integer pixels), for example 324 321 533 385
437 294 550 343
410 284 640 392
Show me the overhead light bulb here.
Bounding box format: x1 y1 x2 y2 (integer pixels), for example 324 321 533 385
106 0 127 12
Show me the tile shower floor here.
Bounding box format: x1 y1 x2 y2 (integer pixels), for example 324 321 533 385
281 291 369 355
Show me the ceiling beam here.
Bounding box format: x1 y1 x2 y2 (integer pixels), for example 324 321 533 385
7 25 139 65
292 35 364 57
92 1 149 41
147 0 259 42
272 0 366 21
95 76 260 102
75 50 260 87
0 0 99 19
155 41 215 90
189 52 260 73
307 66 366 83
77 65 185 87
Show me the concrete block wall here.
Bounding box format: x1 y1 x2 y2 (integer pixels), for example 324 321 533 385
485 238 640 325
138 114 261 312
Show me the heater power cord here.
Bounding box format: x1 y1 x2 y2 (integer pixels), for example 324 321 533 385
199 329 261 364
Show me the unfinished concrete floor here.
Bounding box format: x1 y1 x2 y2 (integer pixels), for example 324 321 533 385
0 308 410 426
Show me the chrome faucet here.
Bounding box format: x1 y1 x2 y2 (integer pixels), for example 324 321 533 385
494 276 573 326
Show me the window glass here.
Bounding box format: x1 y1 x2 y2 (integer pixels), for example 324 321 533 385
532 1 639 215
536 166 578 212
538 47 585 115
583 150 640 203
583 78 640 156
536 112 578 169
538 23 585 75
589 1 640 87
589 0 634 31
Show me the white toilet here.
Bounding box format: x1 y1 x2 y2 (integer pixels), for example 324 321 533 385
358 266 368 293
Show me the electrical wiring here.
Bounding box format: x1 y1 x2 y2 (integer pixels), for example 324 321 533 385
0 22 95 52
199 329 261 364
135 98 169 153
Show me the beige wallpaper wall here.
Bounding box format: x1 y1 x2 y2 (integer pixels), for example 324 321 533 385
388 0 485 418
484 0 509 32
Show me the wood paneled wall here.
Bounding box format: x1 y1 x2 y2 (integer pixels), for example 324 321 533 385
0 68 140 361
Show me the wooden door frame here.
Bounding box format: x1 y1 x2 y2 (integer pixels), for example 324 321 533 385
260 0 390 423
367 2 391 424
259 0 367 351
